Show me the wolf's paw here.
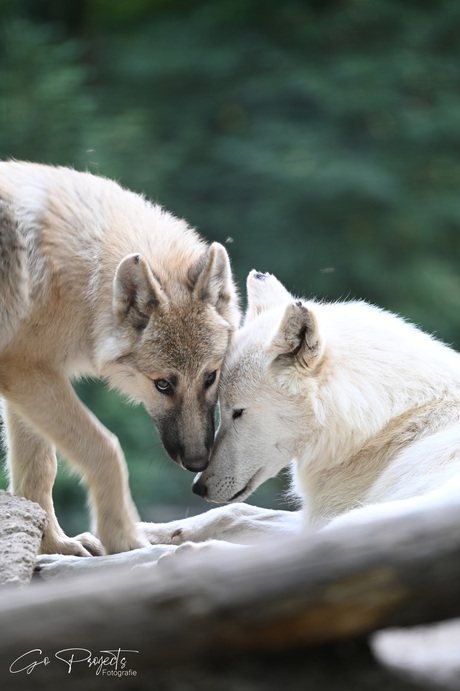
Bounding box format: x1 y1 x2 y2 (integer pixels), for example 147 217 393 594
74 532 104 556
156 539 238 567
40 532 101 557
156 541 206 567
137 521 194 546
169 527 191 545
145 527 201 547
100 527 150 555
34 554 82 579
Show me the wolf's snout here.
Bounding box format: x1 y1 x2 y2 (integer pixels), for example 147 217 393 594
192 477 207 498
183 456 209 473
158 424 212 472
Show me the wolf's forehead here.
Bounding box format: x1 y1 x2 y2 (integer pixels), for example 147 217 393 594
142 304 230 374
220 342 264 396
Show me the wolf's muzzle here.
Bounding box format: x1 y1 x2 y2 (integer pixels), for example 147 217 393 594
183 456 209 473
192 477 207 497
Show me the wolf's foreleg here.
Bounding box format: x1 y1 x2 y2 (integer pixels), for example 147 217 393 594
4 402 102 556
4 369 148 555
140 503 303 546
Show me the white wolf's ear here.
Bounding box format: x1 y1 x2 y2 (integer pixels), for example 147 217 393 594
113 253 167 328
245 270 292 325
192 242 240 329
270 301 323 371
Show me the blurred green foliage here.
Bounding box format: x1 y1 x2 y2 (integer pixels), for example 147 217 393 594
0 0 460 534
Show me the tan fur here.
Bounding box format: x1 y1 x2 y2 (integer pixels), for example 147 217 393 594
0 161 239 556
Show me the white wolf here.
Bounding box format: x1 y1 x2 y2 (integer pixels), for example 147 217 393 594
36 270 460 577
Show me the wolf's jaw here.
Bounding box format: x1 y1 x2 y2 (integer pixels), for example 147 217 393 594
227 468 265 503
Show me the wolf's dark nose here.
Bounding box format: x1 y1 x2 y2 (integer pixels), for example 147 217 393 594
183 456 209 473
192 480 207 498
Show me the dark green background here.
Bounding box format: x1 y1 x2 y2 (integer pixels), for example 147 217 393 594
1 0 459 535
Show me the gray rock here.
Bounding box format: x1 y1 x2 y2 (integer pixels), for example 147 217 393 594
0 490 47 587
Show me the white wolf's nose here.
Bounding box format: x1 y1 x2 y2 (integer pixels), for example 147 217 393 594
192 477 207 498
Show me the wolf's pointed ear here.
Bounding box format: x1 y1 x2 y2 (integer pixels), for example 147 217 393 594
245 270 293 325
192 242 240 328
113 253 167 328
270 301 323 371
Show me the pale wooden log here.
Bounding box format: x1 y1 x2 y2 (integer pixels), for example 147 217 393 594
1 499 460 689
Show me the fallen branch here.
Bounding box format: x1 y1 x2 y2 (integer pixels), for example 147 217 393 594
1 497 460 688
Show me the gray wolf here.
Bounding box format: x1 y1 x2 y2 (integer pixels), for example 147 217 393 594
0 161 239 556
136 269 460 552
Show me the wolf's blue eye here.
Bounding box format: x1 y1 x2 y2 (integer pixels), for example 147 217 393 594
155 378 173 395
204 370 217 389
232 409 244 420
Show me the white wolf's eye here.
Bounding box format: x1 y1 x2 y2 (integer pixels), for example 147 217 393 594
154 378 173 396
232 409 244 420
204 370 217 389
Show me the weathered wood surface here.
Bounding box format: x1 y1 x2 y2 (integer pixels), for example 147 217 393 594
0 490 47 587
1 498 460 689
